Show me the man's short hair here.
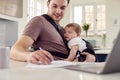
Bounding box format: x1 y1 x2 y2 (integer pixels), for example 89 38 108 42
48 0 70 4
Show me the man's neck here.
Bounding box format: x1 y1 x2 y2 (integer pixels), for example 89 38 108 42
46 14 59 25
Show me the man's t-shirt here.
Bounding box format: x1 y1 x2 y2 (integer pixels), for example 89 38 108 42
22 16 68 60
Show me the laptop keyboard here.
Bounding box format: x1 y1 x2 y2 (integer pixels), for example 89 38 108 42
64 62 105 73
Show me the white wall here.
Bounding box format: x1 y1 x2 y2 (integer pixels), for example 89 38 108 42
0 0 28 37
17 0 28 37
106 0 120 48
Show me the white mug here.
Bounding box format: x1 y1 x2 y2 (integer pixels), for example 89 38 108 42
0 47 10 69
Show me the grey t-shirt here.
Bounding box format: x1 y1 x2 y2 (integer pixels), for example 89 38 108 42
22 16 68 59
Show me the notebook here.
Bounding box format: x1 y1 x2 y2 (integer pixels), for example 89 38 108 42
64 31 120 74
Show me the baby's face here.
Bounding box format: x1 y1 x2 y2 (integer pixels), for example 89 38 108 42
64 27 78 41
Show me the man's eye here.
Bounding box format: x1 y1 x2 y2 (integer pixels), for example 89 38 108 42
61 7 66 10
53 5 57 8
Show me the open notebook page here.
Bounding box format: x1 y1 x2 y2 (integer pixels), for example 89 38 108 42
26 60 76 68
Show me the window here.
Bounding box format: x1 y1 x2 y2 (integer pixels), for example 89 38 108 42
74 6 82 24
96 5 106 32
85 5 94 31
73 5 106 35
27 0 42 21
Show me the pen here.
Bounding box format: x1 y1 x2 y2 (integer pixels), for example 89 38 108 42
39 47 42 50
39 47 52 62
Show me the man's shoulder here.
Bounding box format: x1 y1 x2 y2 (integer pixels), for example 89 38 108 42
31 15 43 20
28 15 48 24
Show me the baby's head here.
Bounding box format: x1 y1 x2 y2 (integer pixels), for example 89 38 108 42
64 23 81 41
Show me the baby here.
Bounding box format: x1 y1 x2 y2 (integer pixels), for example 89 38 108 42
64 23 86 61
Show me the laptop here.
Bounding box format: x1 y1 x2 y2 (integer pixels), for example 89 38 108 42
64 31 120 74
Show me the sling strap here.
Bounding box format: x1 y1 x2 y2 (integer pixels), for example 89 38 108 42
48 51 68 58
42 14 69 58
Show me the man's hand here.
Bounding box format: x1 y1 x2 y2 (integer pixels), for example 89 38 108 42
26 50 54 64
81 52 96 62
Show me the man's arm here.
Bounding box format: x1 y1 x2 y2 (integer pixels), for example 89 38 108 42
10 35 33 61
10 35 54 64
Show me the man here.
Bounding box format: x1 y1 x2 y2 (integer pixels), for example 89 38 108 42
10 0 96 64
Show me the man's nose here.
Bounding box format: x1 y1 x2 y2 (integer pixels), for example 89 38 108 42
56 8 62 14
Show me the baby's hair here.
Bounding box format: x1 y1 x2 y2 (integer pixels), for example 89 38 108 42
65 23 81 34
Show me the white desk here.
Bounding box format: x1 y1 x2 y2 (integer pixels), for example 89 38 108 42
0 60 120 80
95 48 111 54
